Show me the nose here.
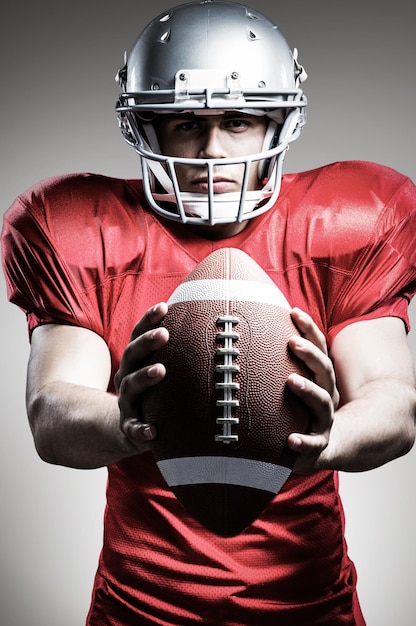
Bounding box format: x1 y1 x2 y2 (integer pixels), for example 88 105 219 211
198 126 227 159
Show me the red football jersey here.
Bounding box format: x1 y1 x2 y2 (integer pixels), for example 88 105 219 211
3 160 416 625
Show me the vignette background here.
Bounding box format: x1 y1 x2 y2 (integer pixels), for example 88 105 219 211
1 1 415 624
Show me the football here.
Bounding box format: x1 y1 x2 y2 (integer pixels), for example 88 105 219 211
142 248 310 537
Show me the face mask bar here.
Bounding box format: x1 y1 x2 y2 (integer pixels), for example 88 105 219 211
116 69 307 224
137 128 293 225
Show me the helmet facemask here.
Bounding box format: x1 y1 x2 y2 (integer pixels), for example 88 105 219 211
116 1 307 225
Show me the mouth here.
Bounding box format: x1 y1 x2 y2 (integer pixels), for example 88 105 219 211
192 177 236 194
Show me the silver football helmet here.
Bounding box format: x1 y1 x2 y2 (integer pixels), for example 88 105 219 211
116 0 307 225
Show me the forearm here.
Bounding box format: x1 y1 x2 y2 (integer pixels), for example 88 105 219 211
27 380 138 469
318 378 416 472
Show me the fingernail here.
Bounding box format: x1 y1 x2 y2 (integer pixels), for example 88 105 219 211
147 364 161 378
292 335 306 348
143 425 154 439
291 373 306 389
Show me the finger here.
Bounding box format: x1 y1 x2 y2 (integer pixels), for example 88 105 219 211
288 431 329 455
288 336 339 408
115 326 169 390
287 430 330 475
122 418 157 444
121 418 157 454
117 362 166 418
130 302 168 341
124 326 169 371
291 307 327 354
287 373 334 432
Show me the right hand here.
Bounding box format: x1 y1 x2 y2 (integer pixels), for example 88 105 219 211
115 302 169 452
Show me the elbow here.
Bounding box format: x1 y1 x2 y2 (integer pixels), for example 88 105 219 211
399 424 415 458
378 384 416 464
27 424 59 465
405 415 416 456
32 431 59 466
397 387 416 458
27 393 59 466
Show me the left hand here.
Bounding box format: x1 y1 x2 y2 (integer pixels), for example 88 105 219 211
286 308 340 473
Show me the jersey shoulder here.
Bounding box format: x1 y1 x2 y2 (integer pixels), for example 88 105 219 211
280 160 415 240
5 172 144 225
286 160 414 208
3 173 148 263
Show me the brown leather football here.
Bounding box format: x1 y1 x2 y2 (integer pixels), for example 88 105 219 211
142 248 310 536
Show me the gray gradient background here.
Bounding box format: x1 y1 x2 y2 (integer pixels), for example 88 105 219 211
1 1 415 624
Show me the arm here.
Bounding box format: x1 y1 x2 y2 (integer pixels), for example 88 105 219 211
26 304 168 469
287 311 416 473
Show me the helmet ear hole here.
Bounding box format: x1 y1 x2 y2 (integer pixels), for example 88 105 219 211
117 111 137 146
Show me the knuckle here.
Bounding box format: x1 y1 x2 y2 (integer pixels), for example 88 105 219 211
119 369 143 396
122 419 141 445
117 372 129 396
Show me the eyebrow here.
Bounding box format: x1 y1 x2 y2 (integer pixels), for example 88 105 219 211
159 111 253 121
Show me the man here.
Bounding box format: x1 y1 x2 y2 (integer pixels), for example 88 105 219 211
2 1 416 624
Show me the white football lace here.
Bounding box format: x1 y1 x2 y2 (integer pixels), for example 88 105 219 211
215 315 241 443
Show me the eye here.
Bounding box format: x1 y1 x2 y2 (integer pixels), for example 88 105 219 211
177 120 200 131
225 118 249 130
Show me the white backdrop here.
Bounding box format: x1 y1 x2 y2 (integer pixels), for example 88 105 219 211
1 1 415 624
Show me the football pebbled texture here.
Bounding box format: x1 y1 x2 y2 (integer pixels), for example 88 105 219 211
142 248 310 537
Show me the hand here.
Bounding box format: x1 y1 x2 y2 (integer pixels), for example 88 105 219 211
115 302 169 452
286 308 340 473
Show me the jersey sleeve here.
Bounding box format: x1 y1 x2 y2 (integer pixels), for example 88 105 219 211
326 172 416 344
2 179 104 338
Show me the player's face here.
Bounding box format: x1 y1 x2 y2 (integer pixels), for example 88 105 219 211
155 112 268 195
